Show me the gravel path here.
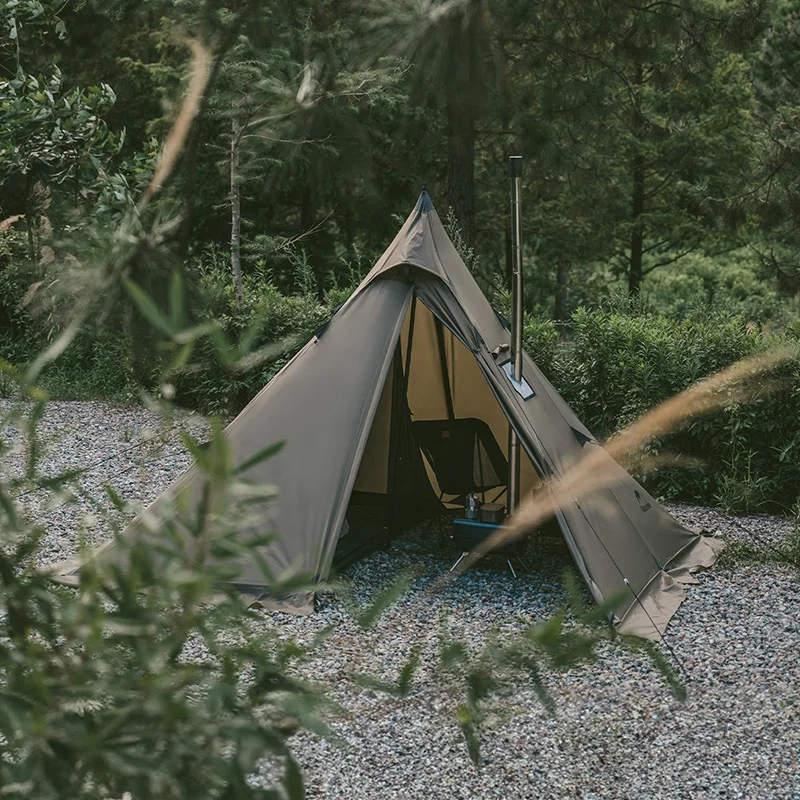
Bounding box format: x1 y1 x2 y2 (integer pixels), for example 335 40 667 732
2 400 799 800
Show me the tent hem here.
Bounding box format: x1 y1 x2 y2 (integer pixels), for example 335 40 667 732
616 534 725 639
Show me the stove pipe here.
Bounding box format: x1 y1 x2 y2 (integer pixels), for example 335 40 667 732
507 155 523 515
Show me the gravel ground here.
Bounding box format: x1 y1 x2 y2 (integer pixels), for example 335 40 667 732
2 400 799 800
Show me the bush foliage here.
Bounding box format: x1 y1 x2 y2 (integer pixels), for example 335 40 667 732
536 308 800 512
3 243 800 512
481 290 800 512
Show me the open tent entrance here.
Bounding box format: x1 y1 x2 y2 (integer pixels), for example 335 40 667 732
334 292 546 568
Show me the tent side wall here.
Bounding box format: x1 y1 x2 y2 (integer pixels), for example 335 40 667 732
411 277 709 633
203 276 415 600
67 276 415 613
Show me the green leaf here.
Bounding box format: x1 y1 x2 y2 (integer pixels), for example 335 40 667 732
171 339 196 372
103 483 127 511
282 754 305 800
397 644 421 696
355 569 416 630
626 636 687 701
180 430 211 471
235 441 286 475
123 277 174 337
0 486 20 529
439 640 468 670
456 704 481 769
169 268 185 329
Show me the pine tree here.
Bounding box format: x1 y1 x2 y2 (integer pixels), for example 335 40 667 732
753 0 800 288
497 0 763 313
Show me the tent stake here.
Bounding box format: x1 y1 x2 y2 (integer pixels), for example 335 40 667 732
508 155 523 515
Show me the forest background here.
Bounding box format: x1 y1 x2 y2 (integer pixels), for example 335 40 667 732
3 0 800 511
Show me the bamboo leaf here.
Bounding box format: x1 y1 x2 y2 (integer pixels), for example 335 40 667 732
234 441 286 475
397 644 421 696
355 569 416 630
169 268 185 329
123 277 174 337
283 754 305 800
456 704 482 769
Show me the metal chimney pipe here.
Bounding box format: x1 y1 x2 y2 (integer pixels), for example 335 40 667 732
508 155 523 516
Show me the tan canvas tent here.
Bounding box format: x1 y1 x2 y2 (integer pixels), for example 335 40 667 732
65 192 722 639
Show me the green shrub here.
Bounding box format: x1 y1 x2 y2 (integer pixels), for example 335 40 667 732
171 255 340 414
6 233 800 511
522 317 561 376
38 328 140 401
642 248 800 327
557 306 761 431
0 228 44 365
545 306 800 511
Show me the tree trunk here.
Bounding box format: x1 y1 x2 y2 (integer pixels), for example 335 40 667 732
628 65 646 295
554 261 569 321
230 117 244 309
24 177 35 262
446 97 476 248
628 150 645 295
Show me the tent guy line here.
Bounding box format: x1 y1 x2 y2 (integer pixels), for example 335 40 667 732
12 427 180 502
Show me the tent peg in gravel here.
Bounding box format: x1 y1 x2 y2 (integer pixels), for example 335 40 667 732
60 192 724 639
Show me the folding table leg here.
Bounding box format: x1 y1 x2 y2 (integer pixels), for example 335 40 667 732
514 556 530 574
450 552 468 572
506 559 517 578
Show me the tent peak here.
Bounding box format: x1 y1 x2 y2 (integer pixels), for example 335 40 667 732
415 190 435 213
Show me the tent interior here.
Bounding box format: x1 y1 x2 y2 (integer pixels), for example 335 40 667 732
334 292 547 569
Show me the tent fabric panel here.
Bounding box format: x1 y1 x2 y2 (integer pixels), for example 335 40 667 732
474 339 684 614
616 535 724 637
447 316 542 498
402 297 452 423
400 302 452 499
352 357 394 495
367 207 611 464
603 465 698 564
402 299 541 503
219 276 413 588
385 350 443 529
73 278 413 607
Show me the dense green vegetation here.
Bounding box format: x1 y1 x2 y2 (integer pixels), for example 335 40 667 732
2 0 800 511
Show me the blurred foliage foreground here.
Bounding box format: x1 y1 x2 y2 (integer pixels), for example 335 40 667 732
0 0 798 793
0 291 686 798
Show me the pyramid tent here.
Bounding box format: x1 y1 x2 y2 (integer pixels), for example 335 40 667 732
69 192 723 638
